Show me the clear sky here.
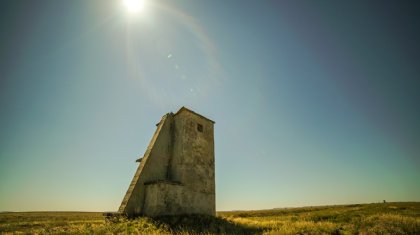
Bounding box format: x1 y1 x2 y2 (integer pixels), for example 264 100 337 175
0 0 419 212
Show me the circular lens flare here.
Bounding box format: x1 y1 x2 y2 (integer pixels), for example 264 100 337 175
123 0 145 13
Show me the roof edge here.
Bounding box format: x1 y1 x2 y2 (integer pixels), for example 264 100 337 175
173 106 215 124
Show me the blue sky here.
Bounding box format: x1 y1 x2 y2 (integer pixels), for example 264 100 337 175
0 0 419 211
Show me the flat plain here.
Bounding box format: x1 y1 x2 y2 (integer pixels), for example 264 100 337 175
0 202 419 234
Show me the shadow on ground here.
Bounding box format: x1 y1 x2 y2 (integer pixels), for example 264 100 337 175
153 214 263 235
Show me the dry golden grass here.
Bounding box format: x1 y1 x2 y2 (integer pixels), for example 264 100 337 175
0 202 419 234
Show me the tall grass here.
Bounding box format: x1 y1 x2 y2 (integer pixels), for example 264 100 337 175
0 202 419 234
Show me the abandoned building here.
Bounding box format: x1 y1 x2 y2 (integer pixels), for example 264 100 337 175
118 107 215 217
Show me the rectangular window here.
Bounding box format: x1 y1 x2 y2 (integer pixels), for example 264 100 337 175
197 123 203 132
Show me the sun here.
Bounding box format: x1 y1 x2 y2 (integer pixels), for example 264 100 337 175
123 0 145 13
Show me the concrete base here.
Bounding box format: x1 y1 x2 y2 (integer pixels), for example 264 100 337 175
143 181 215 217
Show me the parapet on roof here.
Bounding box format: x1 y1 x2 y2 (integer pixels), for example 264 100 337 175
173 106 215 124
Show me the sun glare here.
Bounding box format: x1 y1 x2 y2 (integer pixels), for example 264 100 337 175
123 0 145 13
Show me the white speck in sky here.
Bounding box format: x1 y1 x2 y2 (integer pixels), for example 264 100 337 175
167 54 172 58
174 64 179 69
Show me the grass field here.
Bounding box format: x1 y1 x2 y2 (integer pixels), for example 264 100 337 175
0 202 419 234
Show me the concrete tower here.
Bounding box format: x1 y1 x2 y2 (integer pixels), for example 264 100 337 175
119 107 215 217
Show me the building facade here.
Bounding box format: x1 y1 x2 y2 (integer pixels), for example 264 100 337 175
119 107 215 217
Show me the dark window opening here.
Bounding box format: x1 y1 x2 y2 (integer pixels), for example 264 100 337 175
197 123 203 132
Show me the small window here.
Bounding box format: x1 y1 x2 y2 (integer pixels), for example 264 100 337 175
197 123 203 132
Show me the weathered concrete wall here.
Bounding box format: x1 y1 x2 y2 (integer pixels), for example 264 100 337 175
143 181 215 217
119 107 215 217
170 110 215 215
143 182 184 216
119 114 174 217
